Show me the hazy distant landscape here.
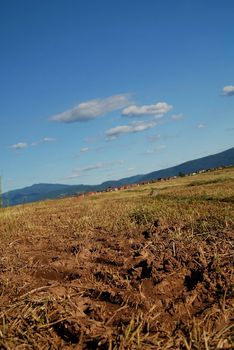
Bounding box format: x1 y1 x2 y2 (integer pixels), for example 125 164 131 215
2 147 234 206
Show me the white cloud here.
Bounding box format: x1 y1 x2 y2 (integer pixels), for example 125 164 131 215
122 102 172 117
66 164 104 179
106 121 156 138
31 137 56 146
171 113 183 121
12 137 56 149
43 137 56 142
66 160 124 179
80 147 90 153
149 134 178 142
144 145 166 154
78 163 105 173
148 134 161 142
50 94 131 123
11 142 28 150
197 123 205 129
221 85 234 96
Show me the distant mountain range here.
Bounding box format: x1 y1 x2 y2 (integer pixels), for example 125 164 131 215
2 147 234 206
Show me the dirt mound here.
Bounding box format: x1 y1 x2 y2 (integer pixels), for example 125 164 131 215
0 219 233 349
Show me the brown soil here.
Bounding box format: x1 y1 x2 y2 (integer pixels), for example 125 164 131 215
0 216 233 349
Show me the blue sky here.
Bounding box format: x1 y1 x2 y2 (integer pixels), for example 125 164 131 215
0 0 233 192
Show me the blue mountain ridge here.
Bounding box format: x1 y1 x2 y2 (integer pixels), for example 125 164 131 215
2 147 234 206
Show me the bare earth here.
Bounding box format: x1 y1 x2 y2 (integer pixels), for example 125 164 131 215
0 168 233 349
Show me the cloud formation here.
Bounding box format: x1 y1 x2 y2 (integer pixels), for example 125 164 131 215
122 102 172 117
43 137 56 142
148 134 178 143
144 145 166 155
221 85 234 96
31 137 56 146
106 121 156 138
11 142 28 150
148 134 161 142
66 160 123 179
50 94 131 123
197 123 205 129
80 147 90 153
11 137 56 150
171 113 183 121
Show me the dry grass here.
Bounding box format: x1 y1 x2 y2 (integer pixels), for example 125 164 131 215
0 167 233 349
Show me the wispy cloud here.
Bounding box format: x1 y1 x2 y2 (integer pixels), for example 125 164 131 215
75 145 110 158
77 163 105 173
31 137 56 146
148 134 161 142
122 102 172 118
148 134 179 143
11 137 56 150
43 137 56 142
50 94 131 123
80 147 90 153
106 121 156 139
11 142 28 150
197 123 205 129
171 113 184 121
221 85 234 96
144 145 166 155
66 160 124 179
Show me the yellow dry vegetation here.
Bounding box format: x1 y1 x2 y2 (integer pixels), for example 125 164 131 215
0 167 233 349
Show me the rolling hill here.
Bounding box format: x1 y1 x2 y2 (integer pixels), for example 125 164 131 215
2 147 234 206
